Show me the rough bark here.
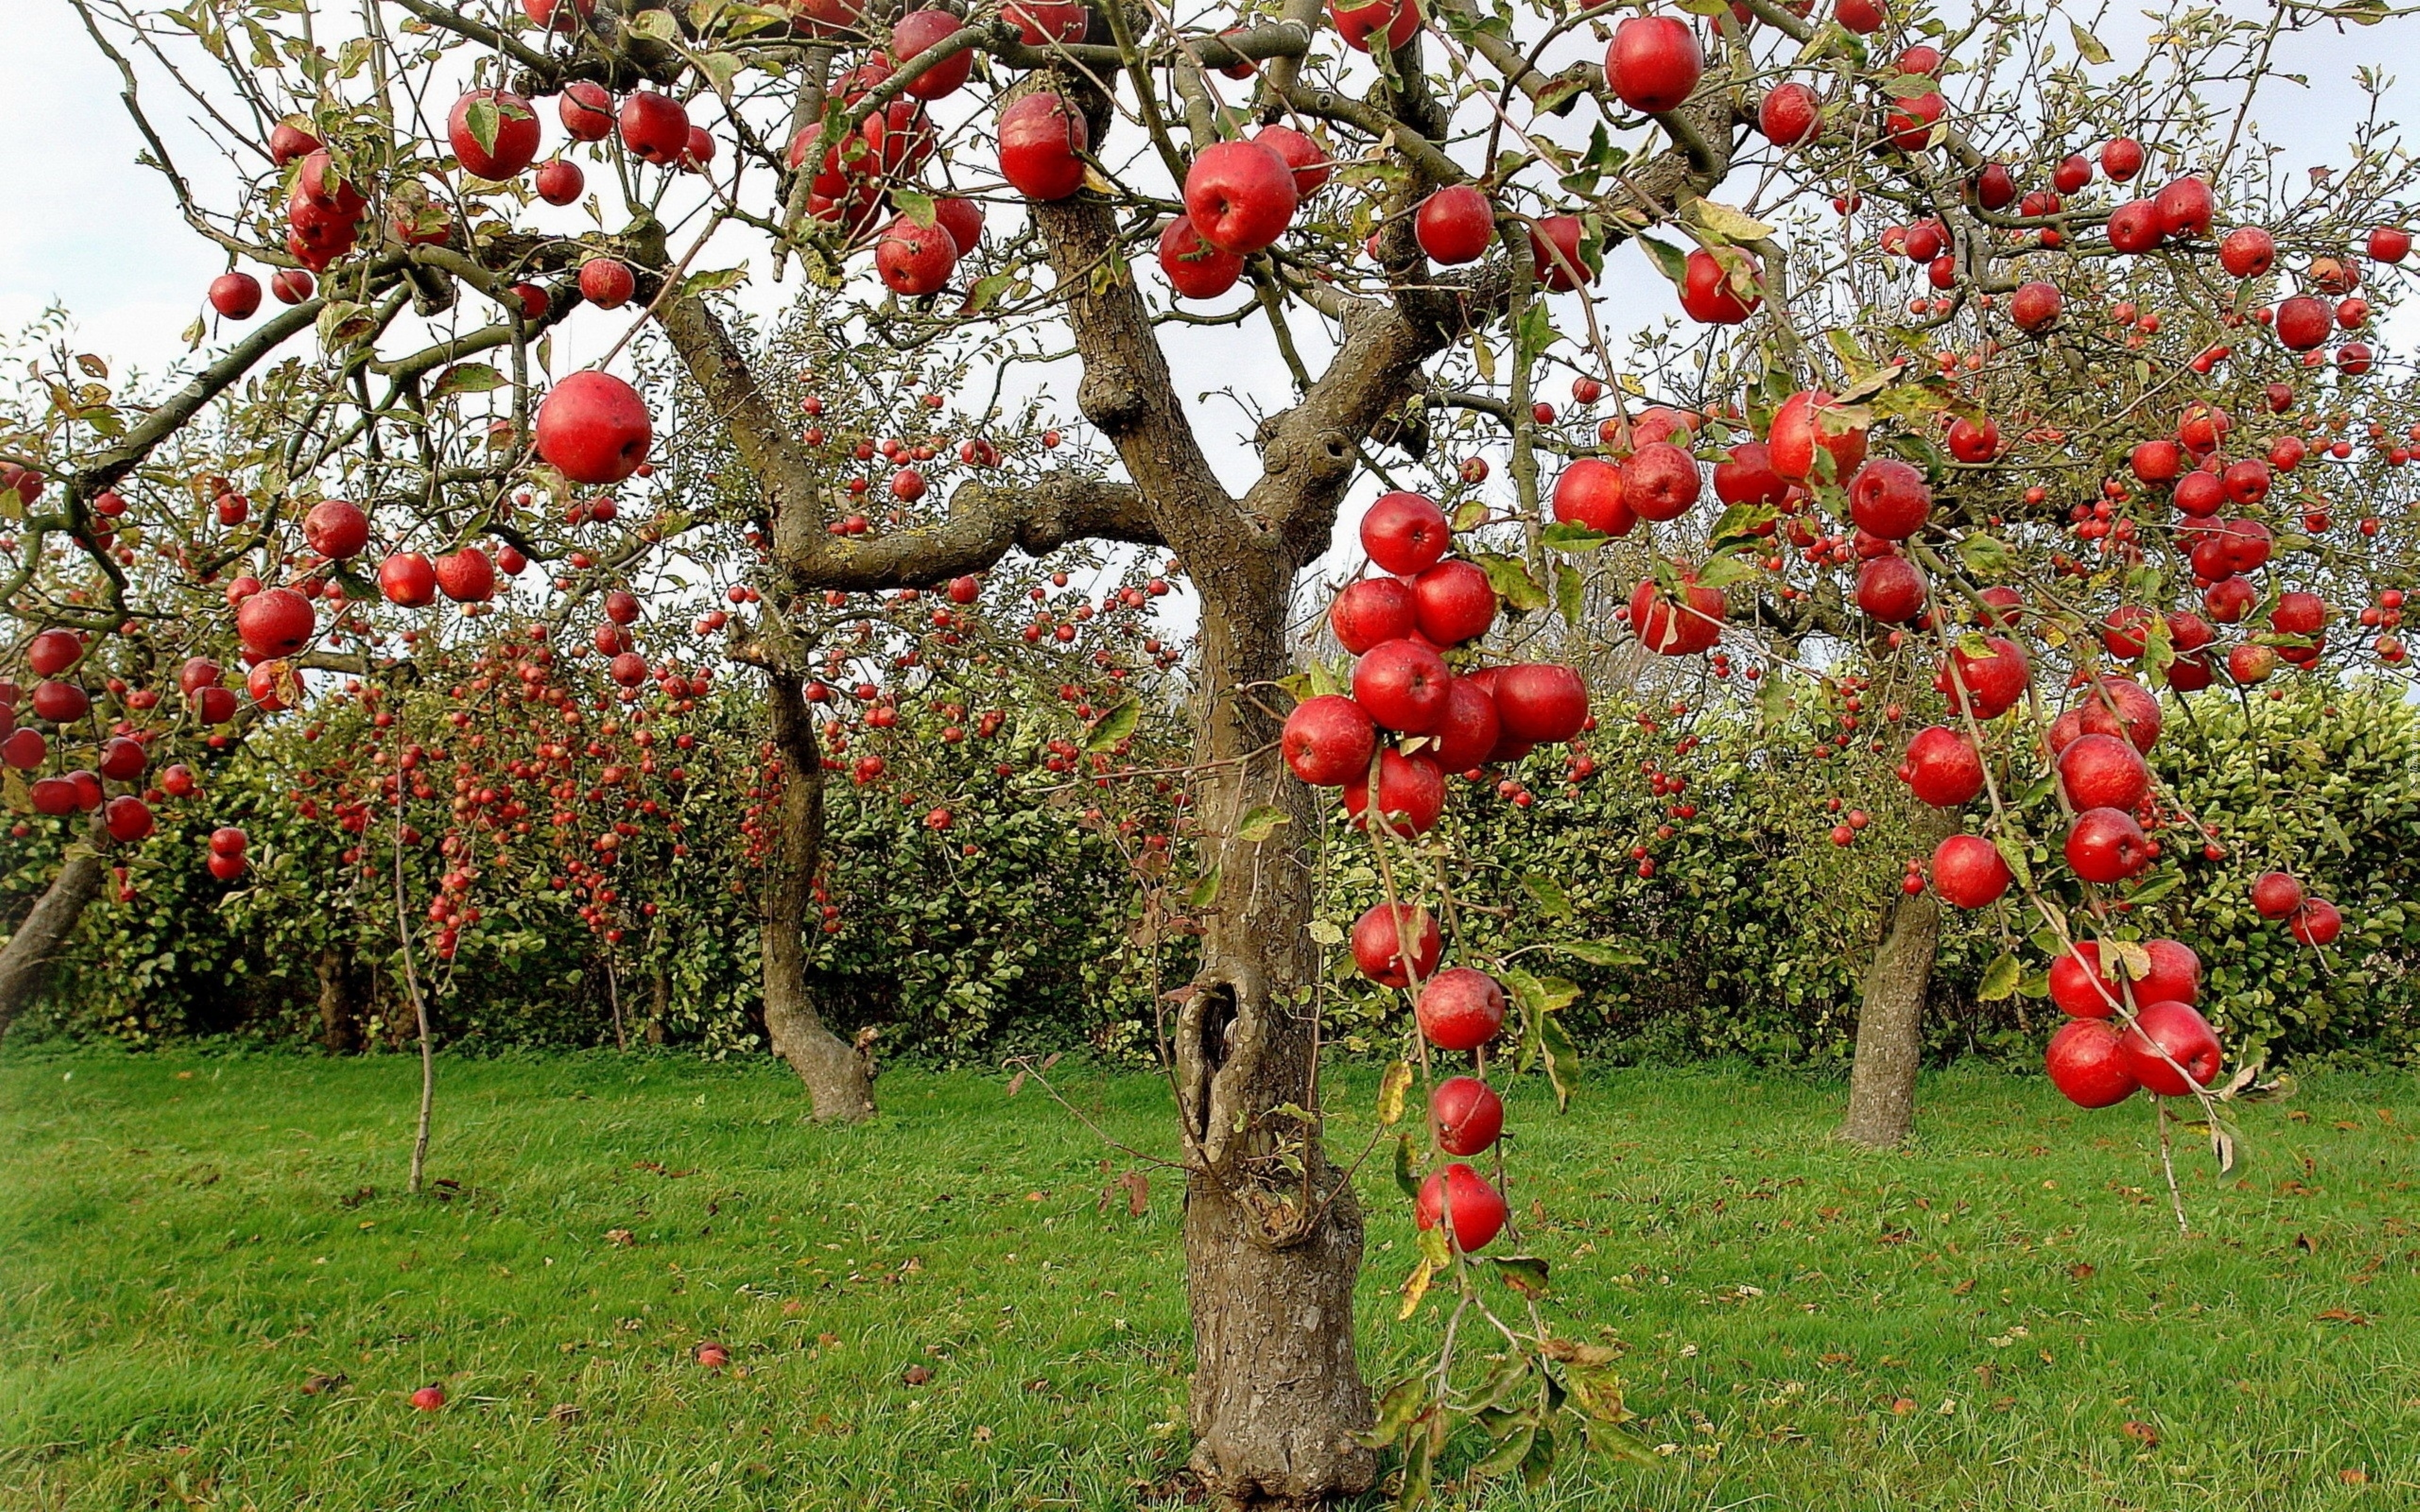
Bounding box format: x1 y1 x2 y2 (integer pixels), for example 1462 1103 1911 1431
1840 875 1945 1148
646 968 670 1047
0 839 107 1045
761 666 877 1122
1171 563 1374 1509
317 943 361 1054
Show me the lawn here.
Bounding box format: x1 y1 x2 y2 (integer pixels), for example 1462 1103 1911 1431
2 1048 2415 1511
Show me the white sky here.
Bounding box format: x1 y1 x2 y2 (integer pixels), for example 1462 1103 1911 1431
5 2 2417 550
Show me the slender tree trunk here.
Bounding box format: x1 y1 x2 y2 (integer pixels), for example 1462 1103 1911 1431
645 968 669 1047
761 667 876 1122
1174 563 1374 1508
0 835 107 1045
1840 828 1949 1147
318 943 361 1054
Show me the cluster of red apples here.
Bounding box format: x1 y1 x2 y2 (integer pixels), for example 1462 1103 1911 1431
1280 490 1591 1253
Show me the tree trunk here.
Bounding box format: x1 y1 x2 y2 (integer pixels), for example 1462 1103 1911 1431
1173 561 1374 1508
761 667 876 1122
1840 879 1943 1149
0 836 106 1045
318 943 361 1054
645 968 669 1047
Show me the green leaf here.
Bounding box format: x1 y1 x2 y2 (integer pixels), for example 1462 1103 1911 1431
463 94 501 156
2068 18 2112 63
1378 1060 1413 1125
697 50 743 100
1708 500 1778 550
1359 1375 1428 1449
1084 700 1139 752
1977 952 2021 1001
2125 870 2183 906
677 265 751 299
1393 1133 1423 1202
1691 550 1762 591
315 300 377 349
890 187 938 228
1685 198 1774 243
1492 1254 1551 1298
1474 551 1548 613
1555 562 1586 627
1521 872 1575 922
1234 805 1290 843
432 362 508 398
628 7 682 41
1993 827 2035 894
1185 867 1220 907
1553 940 1643 967
1634 233 1688 287
1471 1415 1538 1478
1955 533 2017 580
1539 521 1610 552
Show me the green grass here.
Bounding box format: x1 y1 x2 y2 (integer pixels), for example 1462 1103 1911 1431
3 1049 2417 1510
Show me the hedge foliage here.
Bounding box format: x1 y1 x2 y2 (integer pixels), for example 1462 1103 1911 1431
9 679 2418 1070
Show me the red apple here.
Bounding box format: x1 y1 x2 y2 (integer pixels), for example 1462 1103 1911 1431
891 9 973 98
1431 1076 1503 1155
1854 555 1927 623
1351 902 1440 987
2065 807 2153 885
875 214 959 296
380 552 438 608
1184 140 1298 256
1255 125 1331 194
1282 694 1377 786
1426 677 1501 771
536 370 652 484
209 273 262 319
1352 639 1451 733
1346 750 1446 836
2045 1019 2138 1108
1157 215 1244 300
2249 871 2303 919
1621 442 1701 521
1410 559 1496 645
997 93 1089 202
450 90 542 180
1758 82 1820 145
1846 458 1931 539
559 81 613 140
1359 491 1450 575
1490 663 1588 744
1897 725 1983 807
434 547 497 603
579 258 636 309
534 158 584 205
2056 732 2148 812
1329 577 1416 654
2289 898 2343 945
1414 185 1495 266
1550 458 1634 536
1605 16 1702 113
2118 1000 2222 1097
1768 389 1866 482
618 92 689 166
1417 967 1505 1051
1930 833 2010 908
236 586 315 658
1415 1163 1506 1251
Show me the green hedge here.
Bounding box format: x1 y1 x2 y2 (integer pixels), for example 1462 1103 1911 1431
10 681 2418 1070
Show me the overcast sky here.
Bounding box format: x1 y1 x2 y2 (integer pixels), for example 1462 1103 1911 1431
6 1 2416 533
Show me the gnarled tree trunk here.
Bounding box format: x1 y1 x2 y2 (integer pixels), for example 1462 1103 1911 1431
1172 561 1374 1507
761 666 876 1122
0 837 107 1045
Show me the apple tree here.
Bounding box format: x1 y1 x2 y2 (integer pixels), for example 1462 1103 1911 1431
21 0 2420 1501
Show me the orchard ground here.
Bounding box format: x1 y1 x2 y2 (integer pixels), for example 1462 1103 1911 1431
3 1052 2416 1509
